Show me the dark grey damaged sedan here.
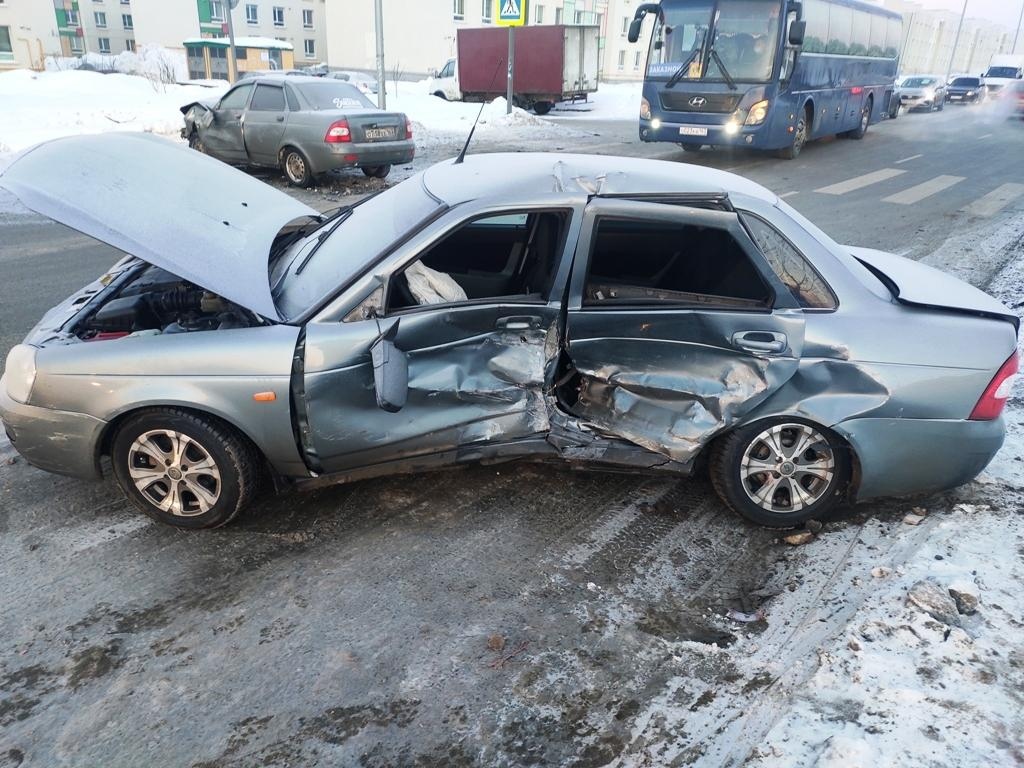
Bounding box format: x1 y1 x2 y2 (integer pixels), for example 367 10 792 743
0 134 1019 529
181 74 415 185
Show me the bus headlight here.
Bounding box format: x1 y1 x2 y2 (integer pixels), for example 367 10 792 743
4 345 37 405
744 99 770 126
640 97 652 120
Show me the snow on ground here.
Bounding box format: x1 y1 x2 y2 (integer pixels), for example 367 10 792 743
0 69 227 154
551 81 642 120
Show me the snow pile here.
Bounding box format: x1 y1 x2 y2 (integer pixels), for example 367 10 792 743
552 80 643 120
748 503 1024 767
0 69 227 154
46 45 189 84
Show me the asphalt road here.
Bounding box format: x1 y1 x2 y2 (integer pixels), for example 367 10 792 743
2 105 1024 767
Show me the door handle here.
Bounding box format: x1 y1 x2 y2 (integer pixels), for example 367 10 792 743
276 115 285 122
732 331 787 354
496 315 542 331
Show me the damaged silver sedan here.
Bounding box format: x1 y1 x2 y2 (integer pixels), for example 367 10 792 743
1 134 1019 529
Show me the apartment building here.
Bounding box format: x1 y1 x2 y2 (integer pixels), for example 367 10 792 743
323 0 652 81
81 0 138 56
0 0 61 70
218 0 326 64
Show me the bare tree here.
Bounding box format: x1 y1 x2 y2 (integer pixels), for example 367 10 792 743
391 61 404 97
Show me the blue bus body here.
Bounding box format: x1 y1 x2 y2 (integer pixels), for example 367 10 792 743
633 0 902 155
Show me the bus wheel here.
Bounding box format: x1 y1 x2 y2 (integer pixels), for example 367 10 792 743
847 97 873 140
777 111 808 160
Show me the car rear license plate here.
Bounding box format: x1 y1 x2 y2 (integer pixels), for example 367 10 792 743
679 126 709 137
365 127 396 140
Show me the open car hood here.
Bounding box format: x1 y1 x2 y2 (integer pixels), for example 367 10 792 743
849 246 1019 332
0 133 318 321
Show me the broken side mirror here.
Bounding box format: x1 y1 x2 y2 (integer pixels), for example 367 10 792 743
788 20 806 47
370 321 408 413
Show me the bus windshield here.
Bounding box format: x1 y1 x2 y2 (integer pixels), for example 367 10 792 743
647 0 782 83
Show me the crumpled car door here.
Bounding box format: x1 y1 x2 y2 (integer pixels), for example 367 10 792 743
561 198 806 463
200 84 251 163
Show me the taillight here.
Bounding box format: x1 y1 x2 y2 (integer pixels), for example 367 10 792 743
405 119 413 139
970 350 1019 420
325 120 351 143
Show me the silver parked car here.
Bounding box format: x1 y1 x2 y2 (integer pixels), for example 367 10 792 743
181 74 414 185
898 75 947 112
1 135 1018 529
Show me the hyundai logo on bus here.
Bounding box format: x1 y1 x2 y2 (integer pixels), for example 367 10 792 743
689 97 707 108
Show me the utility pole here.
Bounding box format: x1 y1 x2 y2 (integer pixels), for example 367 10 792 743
945 0 968 84
1013 0 1024 54
507 25 515 114
226 0 240 82
374 0 386 109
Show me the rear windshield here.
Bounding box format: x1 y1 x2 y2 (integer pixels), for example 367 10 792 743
295 81 376 110
951 77 980 87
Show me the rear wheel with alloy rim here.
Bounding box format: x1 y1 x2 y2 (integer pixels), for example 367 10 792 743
111 409 261 529
847 97 872 139
710 418 850 527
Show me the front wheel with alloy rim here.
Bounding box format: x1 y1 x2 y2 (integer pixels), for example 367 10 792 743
776 111 808 159
111 409 261 529
281 147 314 187
710 418 851 528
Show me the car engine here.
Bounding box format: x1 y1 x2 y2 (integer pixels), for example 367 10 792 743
75 265 262 341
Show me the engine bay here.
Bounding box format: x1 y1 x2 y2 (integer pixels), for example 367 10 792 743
75 264 264 341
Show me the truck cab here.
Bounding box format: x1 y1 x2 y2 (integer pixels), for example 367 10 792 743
427 58 461 101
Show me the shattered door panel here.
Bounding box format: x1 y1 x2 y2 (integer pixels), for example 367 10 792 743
565 310 805 462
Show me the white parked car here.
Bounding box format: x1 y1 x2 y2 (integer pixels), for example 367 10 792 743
427 58 461 101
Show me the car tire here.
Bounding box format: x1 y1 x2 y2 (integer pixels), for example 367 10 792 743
680 144 703 153
281 147 314 187
938 98 945 111
432 91 448 100
361 165 392 179
709 417 851 528
111 408 261 529
777 107 810 159
533 101 553 115
847 97 872 139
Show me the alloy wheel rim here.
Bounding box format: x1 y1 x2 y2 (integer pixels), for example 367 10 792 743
128 429 221 516
740 423 835 513
286 153 305 182
794 120 806 152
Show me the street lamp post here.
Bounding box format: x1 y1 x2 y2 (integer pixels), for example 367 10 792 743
374 0 386 109
945 0 968 84
226 0 240 82
1013 0 1024 54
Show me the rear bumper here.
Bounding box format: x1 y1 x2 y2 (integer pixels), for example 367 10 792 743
0 378 106 480
639 117 772 148
312 139 416 172
834 416 1005 502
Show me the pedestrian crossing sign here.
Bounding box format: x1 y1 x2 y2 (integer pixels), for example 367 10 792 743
497 0 527 26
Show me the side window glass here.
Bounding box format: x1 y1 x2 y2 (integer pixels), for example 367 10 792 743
584 217 770 308
387 211 567 312
284 84 300 111
741 214 837 309
250 84 285 111
219 83 253 110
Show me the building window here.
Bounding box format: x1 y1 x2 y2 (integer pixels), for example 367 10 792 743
98 37 111 53
453 0 464 21
272 6 284 26
70 36 84 53
634 51 642 68
122 14 133 30
534 4 543 24
0 25 13 63
621 17 628 36
126 38 136 52
121 0 130 4
481 0 491 22
245 4 258 24
210 1 224 21
304 39 315 58
67 10 80 25
302 8 313 27
617 50 625 69
554 7 562 24
95 12 107 28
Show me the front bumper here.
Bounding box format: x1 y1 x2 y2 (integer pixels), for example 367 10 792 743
946 92 979 103
834 416 1004 502
639 117 770 148
0 377 107 480
313 139 416 172
901 96 935 109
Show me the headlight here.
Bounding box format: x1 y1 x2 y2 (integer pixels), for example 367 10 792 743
4 345 37 405
744 99 770 126
923 89 935 99
967 90 976 96
640 97 652 120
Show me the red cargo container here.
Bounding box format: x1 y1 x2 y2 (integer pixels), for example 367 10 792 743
456 25 599 115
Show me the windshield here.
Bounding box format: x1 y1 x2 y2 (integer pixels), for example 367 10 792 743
646 0 781 83
294 81 376 110
987 67 1020 79
903 78 936 88
272 176 443 320
951 77 979 87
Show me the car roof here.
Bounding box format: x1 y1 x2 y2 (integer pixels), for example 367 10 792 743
237 73 326 85
422 153 778 206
